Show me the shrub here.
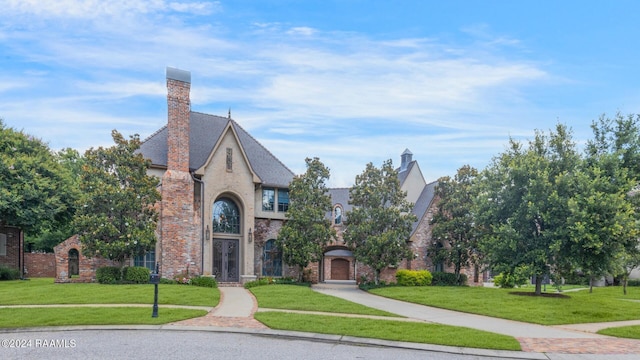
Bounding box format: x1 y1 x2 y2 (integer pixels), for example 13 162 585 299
96 266 122 284
0 264 21 280
244 278 273 289
431 272 467 286
493 271 527 288
395 269 432 286
627 279 640 287
159 278 177 284
122 266 151 284
190 275 217 288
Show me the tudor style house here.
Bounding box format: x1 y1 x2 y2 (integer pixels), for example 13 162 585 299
138 67 479 285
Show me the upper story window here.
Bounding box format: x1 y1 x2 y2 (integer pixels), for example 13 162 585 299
278 189 289 212
262 188 275 211
213 198 240 234
334 206 343 225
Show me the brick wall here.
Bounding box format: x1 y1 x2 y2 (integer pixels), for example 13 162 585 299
24 253 56 277
54 235 118 283
0 226 21 270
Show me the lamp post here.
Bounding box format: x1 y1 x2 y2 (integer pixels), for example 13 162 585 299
150 262 160 318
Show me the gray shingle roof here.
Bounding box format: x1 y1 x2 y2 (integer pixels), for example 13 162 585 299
138 111 294 187
411 180 438 233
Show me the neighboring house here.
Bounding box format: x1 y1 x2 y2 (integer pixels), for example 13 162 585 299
0 225 24 277
136 67 478 285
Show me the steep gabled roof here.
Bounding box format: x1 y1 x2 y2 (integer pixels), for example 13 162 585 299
138 112 294 187
397 160 416 186
411 180 438 234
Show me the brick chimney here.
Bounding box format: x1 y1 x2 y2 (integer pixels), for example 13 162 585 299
160 67 200 279
166 67 191 172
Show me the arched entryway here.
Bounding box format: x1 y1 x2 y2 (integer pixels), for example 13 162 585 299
68 248 79 277
211 197 241 282
322 248 355 282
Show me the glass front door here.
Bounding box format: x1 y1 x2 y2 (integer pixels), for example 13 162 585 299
212 239 239 282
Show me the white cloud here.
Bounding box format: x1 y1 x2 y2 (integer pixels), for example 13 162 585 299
2 0 219 18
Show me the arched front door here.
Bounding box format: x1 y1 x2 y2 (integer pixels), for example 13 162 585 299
212 197 241 282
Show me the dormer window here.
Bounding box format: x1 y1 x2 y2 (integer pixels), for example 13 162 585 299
334 206 343 225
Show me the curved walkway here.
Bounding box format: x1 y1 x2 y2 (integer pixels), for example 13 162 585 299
311 283 640 355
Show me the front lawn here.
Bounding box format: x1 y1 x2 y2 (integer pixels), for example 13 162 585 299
249 284 394 316
370 285 640 325
250 284 521 350
0 307 207 328
254 312 521 351
0 278 219 307
598 325 640 339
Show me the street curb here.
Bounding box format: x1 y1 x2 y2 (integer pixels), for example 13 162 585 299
0 325 547 359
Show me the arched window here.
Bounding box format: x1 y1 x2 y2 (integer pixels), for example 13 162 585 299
212 198 240 234
334 206 342 225
262 239 282 277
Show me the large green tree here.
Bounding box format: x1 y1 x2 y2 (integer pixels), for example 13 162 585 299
582 113 640 292
565 153 638 292
0 120 76 235
430 165 480 282
277 157 335 282
344 160 417 284
73 130 160 263
476 124 578 295
27 148 84 252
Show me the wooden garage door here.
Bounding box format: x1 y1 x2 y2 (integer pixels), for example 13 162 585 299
331 258 350 280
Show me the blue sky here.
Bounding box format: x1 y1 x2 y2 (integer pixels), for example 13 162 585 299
1 1 639 187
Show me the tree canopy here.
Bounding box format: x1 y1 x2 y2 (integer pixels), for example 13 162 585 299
73 130 160 263
475 124 579 294
344 159 416 284
430 165 480 282
0 120 77 235
277 157 335 281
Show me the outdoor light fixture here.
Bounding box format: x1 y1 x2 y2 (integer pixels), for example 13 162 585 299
205 225 210 241
248 228 253 243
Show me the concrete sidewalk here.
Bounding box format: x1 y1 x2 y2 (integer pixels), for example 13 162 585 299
311 283 601 339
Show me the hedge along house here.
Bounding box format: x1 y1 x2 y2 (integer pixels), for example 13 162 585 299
139 68 295 283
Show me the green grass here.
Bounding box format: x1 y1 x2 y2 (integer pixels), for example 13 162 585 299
250 285 395 316
0 278 219 307
598 325 640 339
254 312 521 351
370 285 640 325
0 307 207 328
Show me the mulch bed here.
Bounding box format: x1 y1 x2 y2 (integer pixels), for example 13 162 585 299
509 291 570 299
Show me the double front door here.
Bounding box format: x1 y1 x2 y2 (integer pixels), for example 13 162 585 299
212 239 239 282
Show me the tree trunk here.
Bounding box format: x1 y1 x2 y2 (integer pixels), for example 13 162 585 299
534 274 542 295
623 275 628 296
298 265 304 283
589 276 593 293
374 269 380 285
